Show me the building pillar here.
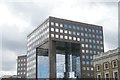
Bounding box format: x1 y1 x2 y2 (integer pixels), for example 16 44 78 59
49 40 56 78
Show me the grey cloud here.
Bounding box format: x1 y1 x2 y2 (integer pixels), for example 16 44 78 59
6 2 53 27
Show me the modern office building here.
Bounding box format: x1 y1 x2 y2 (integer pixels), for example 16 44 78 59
93 48 120 80
17 55 27 78
27 16 104 78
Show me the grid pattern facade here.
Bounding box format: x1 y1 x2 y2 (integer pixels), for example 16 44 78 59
27 16 104 78
17 55 27 78
27 19 49 78
49 17 104 78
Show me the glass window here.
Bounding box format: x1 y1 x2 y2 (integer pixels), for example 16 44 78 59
86 56 89 59
73 26 76 30
85 39 88 42
100 36 103 39
93 40 96 43
55 28 59 32
77 38 80 41
64 30 68 34
73 37 76 40
60 29 63 33
97 46 100 49
91 68 93 71
77 26 80 30
81 27 83 31
114 72 118 80
81 38 84 42
83 67 86 70
85 33 88 37
85 28 87 31
51 28 54 31
96 35 99 39
69 31 72 34
55 34 59 38
99 30 102 34
90 56 93 59
93 34 95 38
90 62 93 65
55 23 59 26
112 60 117 68
100 41 103 44
60 24 63 27
51 22 54 26
93 45 96 49
69 25 72 29
82 55 85 59
86 61 89 65
87 67 90 70
85 44 88 48
64 24 68 28
104 63 109 69
89 45 92 48
82 61 85 64
73 31 76 35
90 50 93 54
97 40 99 44
65 36 68 39
89 39 92 43
86 50 89 53
94 51 96 54
96 30 98 33
89 34 92 37
89 29 91 32
82 50 85 53
92 29 95 33
81 44 84 47
81 33 84 36
60 35 63 39
77 32 80 36
69 36 72 40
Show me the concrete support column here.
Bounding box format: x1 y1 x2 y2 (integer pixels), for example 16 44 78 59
49 40 56 78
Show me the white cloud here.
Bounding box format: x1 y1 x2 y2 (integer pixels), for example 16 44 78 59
0 71 16 77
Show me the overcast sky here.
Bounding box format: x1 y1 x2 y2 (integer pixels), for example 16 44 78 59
0 0 119 77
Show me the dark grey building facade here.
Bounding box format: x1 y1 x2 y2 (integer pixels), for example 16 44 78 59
17 55 27 78
27 16 104 78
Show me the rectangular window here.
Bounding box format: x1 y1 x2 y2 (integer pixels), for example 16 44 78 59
51 22 54 26
77 32 80 36
112 60 117 68
69 36 72 40
55 23 59 26
104 63 109 70
55 28 59 32
60 35 63 39
97 75 101 80
60 24 63 27
73 37 76 40
60 29 63 33
73 31 76 35
69 31 72 34
105 73 109 80
77 38 80 41
51 28 54 31
73 26 76 30
64 30 68 34
55 34 59 38
81 44 84 47
114 72 118 80
65 36 68 39
64 24 68 28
